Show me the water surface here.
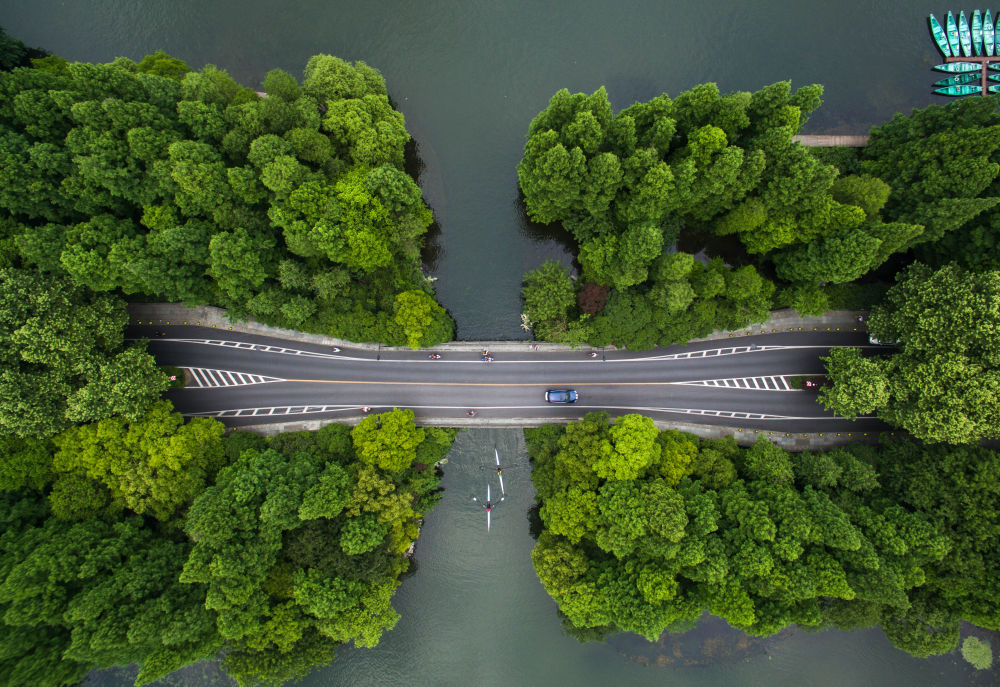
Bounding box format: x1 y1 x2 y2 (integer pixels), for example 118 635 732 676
5 3 990 684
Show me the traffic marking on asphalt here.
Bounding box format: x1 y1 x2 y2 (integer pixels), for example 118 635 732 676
183 368 285 388
675 375 795 391
154 338 351 359
183 403 875 421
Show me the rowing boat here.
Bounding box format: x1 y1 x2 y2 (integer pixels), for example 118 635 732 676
934 62 983 73
947 11 962 55
988 73 1000 82
960 10 973 56
991 84 1000 93
973 9 984 55
934 84 982 96
929 13 952 56
986 9 995 56
935 72 982 86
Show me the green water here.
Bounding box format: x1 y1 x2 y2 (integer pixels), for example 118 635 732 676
4 1 992 684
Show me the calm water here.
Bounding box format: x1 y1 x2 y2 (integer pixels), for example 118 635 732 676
5 2 991 685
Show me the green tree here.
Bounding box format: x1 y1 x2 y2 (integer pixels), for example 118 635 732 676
52 401 226 521
522 260 576 338
819 348 891 420
962 636 993 670
351 409 425 472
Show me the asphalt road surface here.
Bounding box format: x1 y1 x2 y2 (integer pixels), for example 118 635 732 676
131 325 888 433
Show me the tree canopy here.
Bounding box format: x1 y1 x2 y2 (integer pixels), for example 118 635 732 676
822 262 1000 443
0 406 455 686
528 417 997 659
0 51 452 347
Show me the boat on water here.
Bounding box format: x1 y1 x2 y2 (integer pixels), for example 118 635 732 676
935 83 983 96
986 9 995 56
988 73 1000 81
935 61 983 73
991 84 1000 93
990 62 1000 71
930 13 953 56
973 9 984 55
947 11 962 55
935 71 982 86
960 10 973 56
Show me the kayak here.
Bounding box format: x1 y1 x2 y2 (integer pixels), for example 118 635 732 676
986 9 996 56
991 84 1000 93
934 62 983 73
960 10 973 56
973 10 984 56
988 73 1000 82
930 13 952 57
935 72 982 86
934 84 982 96
947 11 962 55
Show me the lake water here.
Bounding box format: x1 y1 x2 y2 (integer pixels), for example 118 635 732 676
4 2 992 684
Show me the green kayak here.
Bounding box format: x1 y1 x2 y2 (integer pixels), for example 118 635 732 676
935 72 982 86
960 10 973 56
935 84 982 96
947 11 962 55
973 10 984 55
930 13 952 57
991 84 1000 93
986 9 995 56
934 62 983 73
988 73 1000 82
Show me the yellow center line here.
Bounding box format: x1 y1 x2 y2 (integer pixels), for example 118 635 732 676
283 379 674 386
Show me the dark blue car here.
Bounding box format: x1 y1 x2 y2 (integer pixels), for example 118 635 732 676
545 389 578 403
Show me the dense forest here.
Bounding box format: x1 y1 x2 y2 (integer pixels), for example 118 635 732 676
0 30 458 686
527 414 999 659
518 84 1000 441
0 45 453 348
2 21 999 684
0 406 454 687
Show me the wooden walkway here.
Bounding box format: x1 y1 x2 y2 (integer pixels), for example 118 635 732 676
792 134 870 147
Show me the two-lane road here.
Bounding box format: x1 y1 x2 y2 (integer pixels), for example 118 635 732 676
132 325 887 433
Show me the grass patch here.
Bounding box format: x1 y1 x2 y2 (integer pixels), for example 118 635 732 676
161 365 187 389
788 375 827 391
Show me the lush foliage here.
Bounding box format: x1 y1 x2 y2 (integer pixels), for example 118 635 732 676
516 82 927 347
528 416 999 658
821 262 1000 443
860 97 1000 271
962 636 993 670
0 52 452 346
0 267 169 438
0 407 454 686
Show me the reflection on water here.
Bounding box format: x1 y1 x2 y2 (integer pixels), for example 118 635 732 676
610 613 790 668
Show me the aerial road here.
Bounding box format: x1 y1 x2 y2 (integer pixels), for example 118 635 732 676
131 325 887 434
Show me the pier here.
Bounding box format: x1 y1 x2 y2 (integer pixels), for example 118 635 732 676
945 54 998 95
791 135 870 147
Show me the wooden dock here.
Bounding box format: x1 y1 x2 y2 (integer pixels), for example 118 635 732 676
792 134 870 147
944 54 998 95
